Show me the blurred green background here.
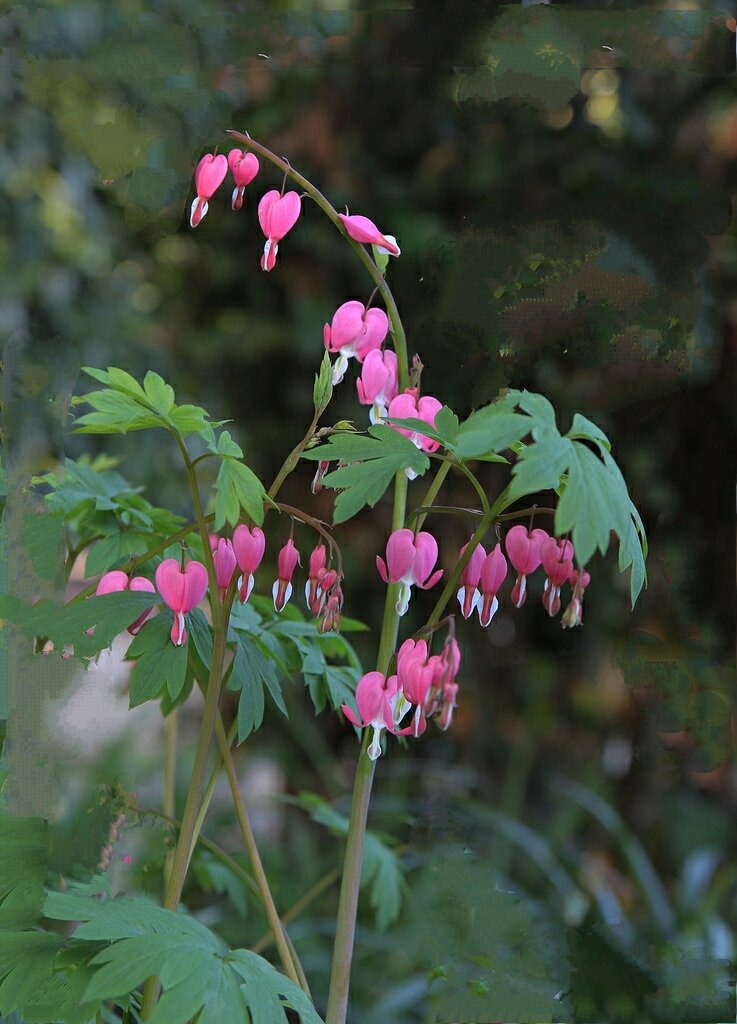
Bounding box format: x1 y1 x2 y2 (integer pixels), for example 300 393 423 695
2 1 736 1022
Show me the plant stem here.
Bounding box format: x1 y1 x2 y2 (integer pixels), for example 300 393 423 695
162 710 178 893
252 868 341 953
140 437 228 1021
268 411 320 500
411 459 451 531
212 713 305 990
138 806 261 901
324 733 375 1024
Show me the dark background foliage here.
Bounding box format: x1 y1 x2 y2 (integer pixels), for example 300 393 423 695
2 1 736 1022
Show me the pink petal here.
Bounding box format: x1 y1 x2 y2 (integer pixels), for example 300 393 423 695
480 543 508 595
181 561 209 612
266 191 301 240
194 154 228 200
412 531 439 586
277 538 300 580
386 392 418 438
129 576 155 593
232 526 266 575
354 671 388 724
341 703 362 727
385 528 417 582
327 301 365 352
155 559 185 612
227 149 259 187
258 190 281 235
505 524 546 575
95 571 129 596
355 308 389 360
339 214 400 254
376 555 390 583
460 541 486 588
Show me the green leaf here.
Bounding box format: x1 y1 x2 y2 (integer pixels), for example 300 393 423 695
126 613 188 707
456 409 535 459
213 460 266 530
0 591 160 660
404 849 570 1022
313 350 334 414
46 459 142 515
303 425 429 523
434 405 460 446
81 366 148 402
505 421 647 603
0 931 98 1024
555 444 626 565
168 404 217 439
0 816 47 929
187 606 213 673
567 412 611 451
506 388 558 434
21 511 64 582
507 436 574 500
43 891 323 1024
143 371 175 415
228 628 288 742
72 388 163 435
208 430 243 459
85 532 150 576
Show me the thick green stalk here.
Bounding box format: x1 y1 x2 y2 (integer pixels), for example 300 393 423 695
325 470 407 1024
324 733 375 1024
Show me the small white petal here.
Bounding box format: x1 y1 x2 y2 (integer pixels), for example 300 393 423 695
368 726 383 760
331 353 349 385
395 583 412 616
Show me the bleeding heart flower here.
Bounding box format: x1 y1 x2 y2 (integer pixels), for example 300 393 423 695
338 213 400 256
232 525 266 603
323 301 389 385
456 541 486 620
341 671 402 760
305 543 328 612
505 525 550 608
561 568 590 629
155 559 209 646
356 349 398 423
273 538 300 612
212 538 237 601
376 528 443 616
227 148 259 210
190 153 228 228
478 543 508 627
540 538 575 617
258 189 301 271
387 390 442 477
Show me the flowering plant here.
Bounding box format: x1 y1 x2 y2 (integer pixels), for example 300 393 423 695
0 133 646 1024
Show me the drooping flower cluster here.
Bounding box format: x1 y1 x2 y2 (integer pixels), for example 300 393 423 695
455 524 589 627
341 633 461 761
